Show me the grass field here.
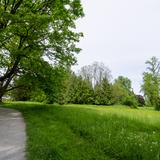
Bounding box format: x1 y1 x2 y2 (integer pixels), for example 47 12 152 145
1 102 160 160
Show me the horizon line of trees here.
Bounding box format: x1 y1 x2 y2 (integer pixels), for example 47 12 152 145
4 56 160 110
66 62 140 107
9 61 145 107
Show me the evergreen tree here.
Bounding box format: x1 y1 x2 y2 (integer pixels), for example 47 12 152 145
94 78 112 105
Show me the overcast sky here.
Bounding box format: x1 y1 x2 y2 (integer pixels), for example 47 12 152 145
73 0 160 94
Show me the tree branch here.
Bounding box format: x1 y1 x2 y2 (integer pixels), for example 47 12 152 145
10 0 23 14
0 56 21 82
5 85 24 92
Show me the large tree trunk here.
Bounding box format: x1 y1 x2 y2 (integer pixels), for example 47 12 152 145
0 83 3 103
0 57 21 102
0 92 3 103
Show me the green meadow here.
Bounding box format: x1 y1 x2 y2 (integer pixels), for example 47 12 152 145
1 103 160 160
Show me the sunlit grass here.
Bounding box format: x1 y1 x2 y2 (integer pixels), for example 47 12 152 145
66 104 160 127
1 102 160 160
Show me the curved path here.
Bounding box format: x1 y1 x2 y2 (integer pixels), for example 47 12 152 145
0 108 26 160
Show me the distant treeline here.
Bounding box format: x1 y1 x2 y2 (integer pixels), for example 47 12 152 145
10 62 141 107
9 57 160 110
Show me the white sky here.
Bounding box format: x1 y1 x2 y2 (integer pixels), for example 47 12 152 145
73 0 160 94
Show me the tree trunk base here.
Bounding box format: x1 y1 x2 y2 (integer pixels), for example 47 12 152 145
0 97 3 104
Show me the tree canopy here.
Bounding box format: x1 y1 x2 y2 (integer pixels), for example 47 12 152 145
141 57 160 109
0 0 84 101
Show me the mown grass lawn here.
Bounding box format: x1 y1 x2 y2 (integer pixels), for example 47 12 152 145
1 102 160 160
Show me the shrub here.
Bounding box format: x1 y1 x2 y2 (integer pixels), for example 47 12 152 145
122 95 138 108
136 95 145 106
30 89 47 103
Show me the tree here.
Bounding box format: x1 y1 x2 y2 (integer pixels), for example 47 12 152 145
114 76 132 93
66 73 94 104
112 82 128 104
141 73 159 106
11 63 69 104
112 76 137 106
141 57 160 109
0 0 84 102
79 61 112 87
145 57 160 77
92 62 112 86
136 95 145 106
77 62 112 105
94 78 113 105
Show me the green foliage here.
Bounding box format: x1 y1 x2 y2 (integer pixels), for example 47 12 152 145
141 57 160 110
66 71 113 105
11 86 31 101
11 64 69 104
66 62 113 106
67 74 94 104
122 95 138 108
112 82 128 104
141 73 159 106
10 61 138 108
0 0 84 100
112 76 137 107
65 68 137 107
30 89 47 103
94 78 113 105
115 76 132 93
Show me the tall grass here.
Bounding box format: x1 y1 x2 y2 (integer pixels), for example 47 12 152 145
1 103 160 160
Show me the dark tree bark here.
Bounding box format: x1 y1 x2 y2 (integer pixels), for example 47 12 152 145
0 90 4 103
0 56 21 102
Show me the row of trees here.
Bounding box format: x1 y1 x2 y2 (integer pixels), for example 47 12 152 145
66 62 139 106
1 55 158 110
10 62 144 107
66 57 160 110
3 56 159 110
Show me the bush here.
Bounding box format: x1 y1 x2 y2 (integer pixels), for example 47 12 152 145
30 89 47 103
136 95 145 106
122 95 138 108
